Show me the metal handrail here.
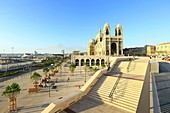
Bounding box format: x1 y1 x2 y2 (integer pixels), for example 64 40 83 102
127 59 132 72
108 73 123 98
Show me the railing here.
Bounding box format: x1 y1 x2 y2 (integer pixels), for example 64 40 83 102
108 73 123 98
127 59 132 72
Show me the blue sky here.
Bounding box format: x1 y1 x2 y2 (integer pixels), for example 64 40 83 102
0 0 170 54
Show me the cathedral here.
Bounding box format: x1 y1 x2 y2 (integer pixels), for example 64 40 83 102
72 23 124 66
88 23 123 56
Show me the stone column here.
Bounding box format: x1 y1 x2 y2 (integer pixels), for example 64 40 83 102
109 38 111 56
79 59 81 66
117 42 119 56
121 41 123 55
99 59 101 67
89 59 91 67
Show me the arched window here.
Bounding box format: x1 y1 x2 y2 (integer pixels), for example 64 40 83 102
106 50 109 55
115 29 117 36
119 29 121 36
96 59 100 66
75 59 79 66
91 59 95 66
106 29 109 35
81 59 84 66
101 59 105 65
86 59 90 66
90 45 95 55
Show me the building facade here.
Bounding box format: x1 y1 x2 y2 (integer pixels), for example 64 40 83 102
156 42 170 57
88 23 123 56
146 46 156 56
123 46 147 56
72 23 123 66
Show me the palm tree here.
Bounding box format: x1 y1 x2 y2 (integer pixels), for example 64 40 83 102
101 64 105 69
93 67 99 74
2 83 20 112
96 63 100 69
43 67 49 78
30 72 42 88
84 63 89 83
69 63 76 76
56 63 62 77
49 66 55 76
43 68 49 87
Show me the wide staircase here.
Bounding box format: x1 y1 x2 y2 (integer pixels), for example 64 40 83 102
87 60 145 113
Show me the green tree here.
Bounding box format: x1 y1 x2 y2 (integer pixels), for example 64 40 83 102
69 63 76 76
43 68 49 86
32 61 37 67
49 65 55 76
2 83 21 112
30 72 42 88
84 63 89 83
101 64 105 69
43 67 49 78
93 68 99 74
96 63 100 69
50 66 54 72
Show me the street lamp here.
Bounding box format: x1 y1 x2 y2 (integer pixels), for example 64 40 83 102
84 65 86 83
48 74 51 97
49 64 53 97
29 65 32 77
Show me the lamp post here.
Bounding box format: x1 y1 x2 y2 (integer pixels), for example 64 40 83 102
48 74 51 97
84 64 87 83
29 65 32 77
49 64 53 97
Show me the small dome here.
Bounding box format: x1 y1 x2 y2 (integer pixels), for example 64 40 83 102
89 39 95 44
116 23 122 28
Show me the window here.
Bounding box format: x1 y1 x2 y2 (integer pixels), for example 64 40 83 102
100 38 102 42
106 29 109 35
119 29 121 36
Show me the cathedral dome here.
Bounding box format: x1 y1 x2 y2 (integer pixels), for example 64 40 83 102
89 39 95 44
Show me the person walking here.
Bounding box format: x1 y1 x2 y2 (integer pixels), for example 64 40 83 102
107 63 110 71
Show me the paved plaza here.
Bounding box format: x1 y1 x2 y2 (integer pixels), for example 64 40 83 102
0 66 92 113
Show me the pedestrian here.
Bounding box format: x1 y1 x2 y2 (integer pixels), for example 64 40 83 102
107 63 110 71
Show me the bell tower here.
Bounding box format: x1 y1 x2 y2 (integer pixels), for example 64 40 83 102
115 24 123 36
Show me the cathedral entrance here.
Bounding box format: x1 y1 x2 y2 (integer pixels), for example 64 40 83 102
111 43 117 55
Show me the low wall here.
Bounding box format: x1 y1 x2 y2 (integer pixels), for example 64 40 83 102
136 62 150 113
42 57 129 113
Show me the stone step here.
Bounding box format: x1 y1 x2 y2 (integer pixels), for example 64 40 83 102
88 92 140 104
92 86 142 94
89 91 141 101
87 94 137 112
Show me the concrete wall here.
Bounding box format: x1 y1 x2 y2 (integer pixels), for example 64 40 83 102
136 62 150 113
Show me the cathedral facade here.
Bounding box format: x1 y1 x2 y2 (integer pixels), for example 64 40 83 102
72 23 123 66
88 23 123 56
